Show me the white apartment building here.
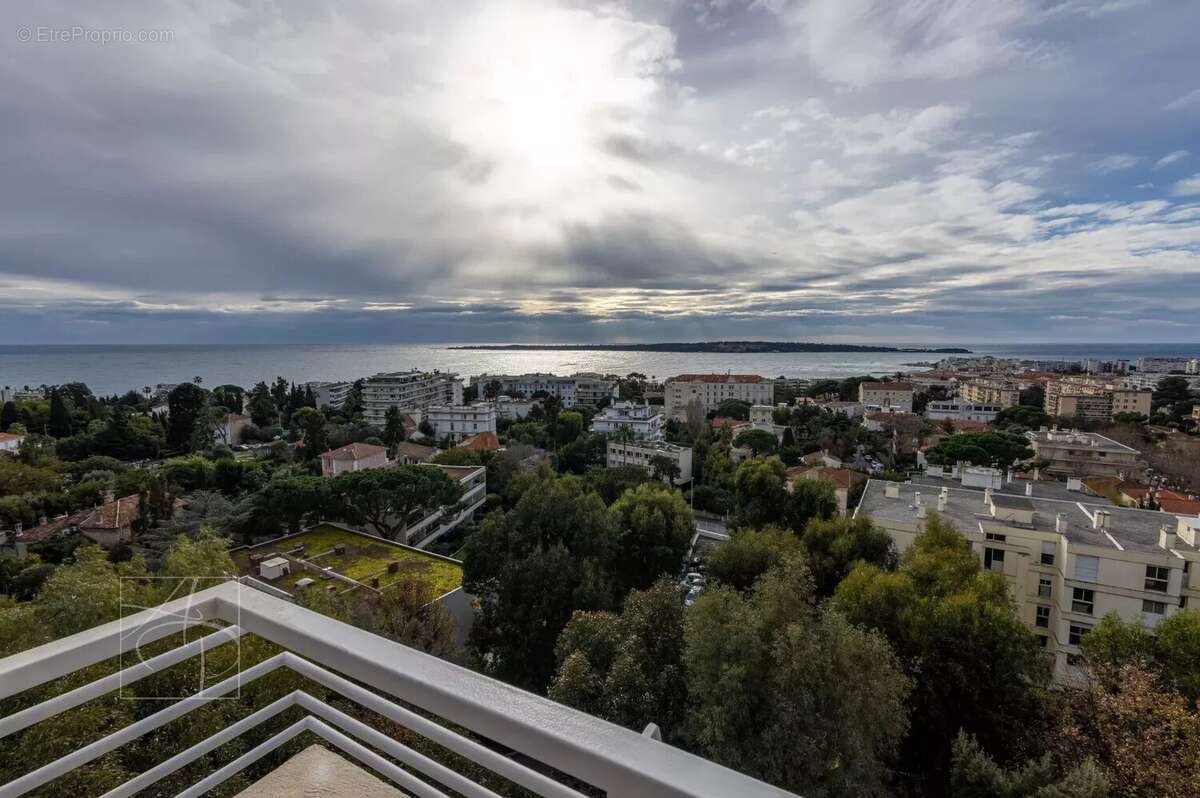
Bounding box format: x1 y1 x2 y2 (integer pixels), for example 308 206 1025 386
606 439 693 485
495 395 538 419
856 474 1200 682
589 400 664 439
363 371 463 426
925 401 1002 423
960 379 1021 408
471 372 618 408
664 374 774 420
749 404 780 426
1137 356 1193 373
1121 373 1200 391
1030 429 1143 479
426 402 497 442
307 381 353 410
858 382 914 412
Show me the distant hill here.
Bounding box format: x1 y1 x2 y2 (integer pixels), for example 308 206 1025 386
450 341 971 354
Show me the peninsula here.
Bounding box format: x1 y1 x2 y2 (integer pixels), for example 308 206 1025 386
450 341 971 354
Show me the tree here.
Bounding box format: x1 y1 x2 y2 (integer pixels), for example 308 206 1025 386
583 464 650 505
714 399 751 420
609 483 693 596
161 454 216 492
463 474 618 690
238 473 329 535
923 431 1034 470
949 731 1108 798
0 401 16 432
685 555 910 796
1081 609 1200 704
247 382 278 428
328 465 462 543
555 410 584 446
211 384 245 415
992 405 1051 431
833 514 1051 796
166 383 207 451
164 491 235 538
48 388 73 437
293 406 328 461
382 405 406 453
705 526 804 592
648 453 681 484
430 447 484 466
550 578 688 737
732 456 788 529
785 478 838 535
733 428 778 456
1152 376 1192 411
800 515 897 597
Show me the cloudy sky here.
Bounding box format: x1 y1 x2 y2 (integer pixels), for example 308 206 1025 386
3 0 1199 344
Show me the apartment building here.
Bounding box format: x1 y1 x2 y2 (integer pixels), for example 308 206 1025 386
960 378 1021 408
306 380 353 410
470 373 617 407
1044 376 1152 420
426 402 497 442
589 400 664 439
664 374 774 420
606 439 693 485
1122 373 1200 391
495 395 538 419
1136 356 1193 373
856 474 1200 682
363 371 462 426
1030 429 1143 479
319 442 390 478
925 401 1002 423
857 381 914 412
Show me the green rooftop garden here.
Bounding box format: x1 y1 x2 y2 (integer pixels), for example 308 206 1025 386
231 524 464 598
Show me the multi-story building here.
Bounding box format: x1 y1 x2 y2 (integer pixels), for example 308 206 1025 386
856 474 1200 682
469 373 617 408
589 400 664 439
307 380 353 410
1044 377 1152 420
924 401 1002 424
1121 373 1200 391
1137 356 1193 373
495 395 538 419
1083 359 1129 375
664 374 774 420
960 379 1021 408
858 381 914 412
363 371 462 426
1030 429 1143 479
426 402 497 442
1187 358 1199 375
606 439 693 485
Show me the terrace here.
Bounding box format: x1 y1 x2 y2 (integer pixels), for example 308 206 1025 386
231 524 463 598
0 582 794 797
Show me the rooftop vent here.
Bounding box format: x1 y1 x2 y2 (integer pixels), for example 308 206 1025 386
885 482 900 499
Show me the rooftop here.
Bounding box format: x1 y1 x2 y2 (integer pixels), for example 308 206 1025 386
1032 429 1141 454
860 381 913 391
231 524 463 597
321 442 388 461
460 431 500 452
859 478 1197 556
668 373 767 383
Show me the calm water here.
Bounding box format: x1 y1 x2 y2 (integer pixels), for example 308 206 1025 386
0 343 1196 397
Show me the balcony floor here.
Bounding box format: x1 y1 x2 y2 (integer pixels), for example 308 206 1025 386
233 745 404 798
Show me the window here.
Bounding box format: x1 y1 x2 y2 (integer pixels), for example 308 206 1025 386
984 547 1006 572
1040 541 1056 566
1074 555 1099 582
1068 624 1091 646
1071 588 1095 615
986 532 1007 542
1037 634 1049 649
1143 599 1167 615
1036 605 1051 628
1145 565 1169 593
1038 577 1052 598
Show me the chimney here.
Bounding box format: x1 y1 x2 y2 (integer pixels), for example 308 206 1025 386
1006 468 1014 484
984 487 993 507
938 488 948 512
884 482 900 499
914 492 923 507
1159 524 1177 550
1055 512 1068 533
917 504 928 519
1025 483 1033 497
1093 510 1110 530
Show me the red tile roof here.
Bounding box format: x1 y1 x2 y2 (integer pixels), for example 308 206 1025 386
1158 492 1200 515
321 442 388 461
861 382 914 391
460 431 500 452
0 432 24 442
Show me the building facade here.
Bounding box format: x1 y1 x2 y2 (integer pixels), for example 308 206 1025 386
426 402 498 442
856 475 1200 682
960 379 1021 408
307 381 353 410
857 382 914 412
663 374 774 420
363 371 462 426
589 400 665 439
1044 377 1152 420
606 440 693 485
320 442 390 478
924 401 1002 423
470 373 617 408
1030 429 1143 479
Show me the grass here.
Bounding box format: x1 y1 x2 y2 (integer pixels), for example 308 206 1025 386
231 524 463 597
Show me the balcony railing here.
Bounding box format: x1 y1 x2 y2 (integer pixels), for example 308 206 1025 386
0 581 795 798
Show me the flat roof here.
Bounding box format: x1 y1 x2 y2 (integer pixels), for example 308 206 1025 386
859 479 1195 556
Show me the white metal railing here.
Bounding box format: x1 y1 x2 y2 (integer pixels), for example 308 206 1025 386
0 581 796 798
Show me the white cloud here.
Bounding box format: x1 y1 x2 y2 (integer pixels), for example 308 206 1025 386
1165 89 1200 111
1089 154 1142 174
1154 149 1190 169
1172 174 1200 196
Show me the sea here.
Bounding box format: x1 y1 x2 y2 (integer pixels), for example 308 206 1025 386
0 343 1197 397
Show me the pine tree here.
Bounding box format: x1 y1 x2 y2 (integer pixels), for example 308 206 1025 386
48 389 73 438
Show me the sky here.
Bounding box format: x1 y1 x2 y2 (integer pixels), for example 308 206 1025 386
2 0 1199 345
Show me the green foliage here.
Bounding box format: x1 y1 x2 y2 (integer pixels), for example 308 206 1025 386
431 447 484 466
464 473 617 690
609 483 693 595
833 514 1051 795
166 382 207 451
705 526 804 592
733 428 778 456
923 431 1035 469
550 578 688 737
1082 609 1200 704
714 399 751 420
992 405 1051 431
558 431 608 474
328 465 462 543
685 555 910 797
48 388 73 438
800 515 897 597
785 478 839 534
584 464 651 505
949 731 1108 798
731 456 788 529
382 405 406 452
293 406 328 460
162 454 217 492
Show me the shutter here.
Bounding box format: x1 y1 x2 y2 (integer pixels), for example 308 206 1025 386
1074 555 1099 582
